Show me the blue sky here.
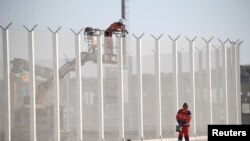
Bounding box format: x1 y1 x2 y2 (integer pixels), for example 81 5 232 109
0 0 250 64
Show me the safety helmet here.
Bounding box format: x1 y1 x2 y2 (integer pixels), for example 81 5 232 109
118 18 126 25
183 102 188 109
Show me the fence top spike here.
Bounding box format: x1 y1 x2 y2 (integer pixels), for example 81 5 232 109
158 34 164 39
217 38 228 44
151 33 164 40
48 27 61 34
227 39 233 44
132 33 145 39
217 39 222 44
168 35 180 41
228 39 240 45
236 39 240 44
0 22 12 30
185 37 191 42
185 36 197 42
23 24 38 32
226 38 231 43
238 40 244 45
202 37 213 43
151 34 157 39
168 35 174 41
70 28 83 35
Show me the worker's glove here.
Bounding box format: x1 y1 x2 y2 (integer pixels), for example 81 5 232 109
177 120 183 126
183 120 187 124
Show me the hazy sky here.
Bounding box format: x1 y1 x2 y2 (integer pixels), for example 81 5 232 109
0 0 250 64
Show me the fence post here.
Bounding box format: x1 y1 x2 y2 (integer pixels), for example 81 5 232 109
228 39 240 124
218 39 229 124
48 27 61 141
202 37 213 124
185 36 197 135
132 33 144 141
97 33 104 141
117 36 125 141
0 22 12 141
70 28 83 141
237 41 243 124
151 34 163 139
168 35 180 111
23 24 38 141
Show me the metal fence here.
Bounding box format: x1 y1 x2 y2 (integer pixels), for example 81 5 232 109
0 23 242 141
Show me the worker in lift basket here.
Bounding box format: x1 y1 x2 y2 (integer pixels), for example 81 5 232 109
104 18 127 55
176 102 192 141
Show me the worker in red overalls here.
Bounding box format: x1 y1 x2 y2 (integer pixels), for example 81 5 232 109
176 102 192 141
104 18 126 55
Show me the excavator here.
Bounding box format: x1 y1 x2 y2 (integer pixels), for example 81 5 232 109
11 28 125 104
9 29 126 141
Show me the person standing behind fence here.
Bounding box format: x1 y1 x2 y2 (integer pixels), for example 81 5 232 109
176 102 192 141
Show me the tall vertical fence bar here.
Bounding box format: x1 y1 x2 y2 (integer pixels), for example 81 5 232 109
0 24 242 141
0 22 12 141
23 25 37 141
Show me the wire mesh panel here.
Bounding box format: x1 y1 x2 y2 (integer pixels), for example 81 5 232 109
124 54 138 140
34 30 54 141
179 50 193 135
82 55 99 140
195 48 209 136
124 38 136 138
161 40 176 138
103 35 119 141
211 48 223 124
58 31 77 141
0 27 242 141
178 42 191 107
9 30 31 141
141 38 156 139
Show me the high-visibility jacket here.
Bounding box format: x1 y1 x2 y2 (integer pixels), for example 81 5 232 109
176 109 192 126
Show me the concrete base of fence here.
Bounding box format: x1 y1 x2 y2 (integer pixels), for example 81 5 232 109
131 136 207 141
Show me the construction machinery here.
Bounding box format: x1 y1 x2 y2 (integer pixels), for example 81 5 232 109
9 31 125 141
11 29 122 104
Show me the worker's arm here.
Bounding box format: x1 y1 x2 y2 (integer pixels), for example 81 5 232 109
176 109 183 125
186 110 192 123
181 111 191 126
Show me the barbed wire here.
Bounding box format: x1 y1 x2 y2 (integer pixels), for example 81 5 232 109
0 22 243 49
0 22 86 33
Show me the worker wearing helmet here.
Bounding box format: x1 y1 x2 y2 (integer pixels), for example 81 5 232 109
104 18 126 55
84 27 98 53
176 102 192 141
105 18 126 37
